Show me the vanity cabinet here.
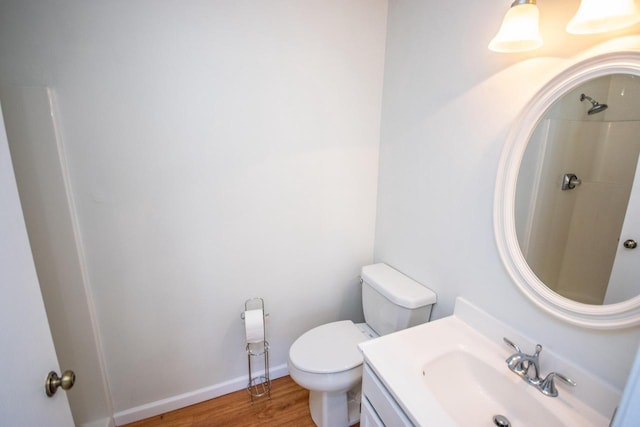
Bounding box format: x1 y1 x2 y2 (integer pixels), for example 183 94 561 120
361 363 413 427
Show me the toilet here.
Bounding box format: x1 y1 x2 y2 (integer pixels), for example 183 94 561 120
288 263 437 427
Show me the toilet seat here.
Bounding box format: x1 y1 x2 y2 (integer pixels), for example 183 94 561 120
289 320 371 374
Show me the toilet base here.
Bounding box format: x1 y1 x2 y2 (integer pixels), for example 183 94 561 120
308 383 361 427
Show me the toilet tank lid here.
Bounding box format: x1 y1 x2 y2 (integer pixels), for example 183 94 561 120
361 263 436 309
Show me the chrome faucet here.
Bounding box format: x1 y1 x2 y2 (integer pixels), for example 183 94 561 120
503 337 576 397
504 338 542 380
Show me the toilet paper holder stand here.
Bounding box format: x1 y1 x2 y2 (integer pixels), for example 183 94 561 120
241 298 271 402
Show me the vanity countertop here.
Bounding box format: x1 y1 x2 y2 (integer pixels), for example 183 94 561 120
358 298 618 426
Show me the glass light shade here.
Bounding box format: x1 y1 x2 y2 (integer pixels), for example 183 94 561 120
489 3 543 53
567 0 640 34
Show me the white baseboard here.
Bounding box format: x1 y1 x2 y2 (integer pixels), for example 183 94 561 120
81 416 115 427
113 363 289 426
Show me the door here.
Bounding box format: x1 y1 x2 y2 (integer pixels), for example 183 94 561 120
605 153 640 304
0 103 74 425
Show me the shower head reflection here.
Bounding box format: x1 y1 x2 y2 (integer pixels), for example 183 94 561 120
579 93 608 115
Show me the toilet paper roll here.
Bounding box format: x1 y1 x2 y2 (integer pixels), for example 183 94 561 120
244 309 265 343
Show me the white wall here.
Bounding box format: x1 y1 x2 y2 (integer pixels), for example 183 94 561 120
0 0 387 419
375 0 640 391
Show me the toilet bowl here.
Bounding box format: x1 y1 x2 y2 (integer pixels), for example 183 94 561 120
288 321 377 426
288 263 436 427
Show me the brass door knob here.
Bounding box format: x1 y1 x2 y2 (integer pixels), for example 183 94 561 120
623 239 637 249
45 370 75 397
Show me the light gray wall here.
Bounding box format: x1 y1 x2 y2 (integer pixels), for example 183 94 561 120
0 0 387 416
374 0 640 390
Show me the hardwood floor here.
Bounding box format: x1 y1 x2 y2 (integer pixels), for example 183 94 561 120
121 376 360 427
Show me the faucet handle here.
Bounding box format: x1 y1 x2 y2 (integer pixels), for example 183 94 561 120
503 337 521 353
503 338 543 357
539 372 577 397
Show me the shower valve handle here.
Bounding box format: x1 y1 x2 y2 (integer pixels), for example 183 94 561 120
562 173 581 191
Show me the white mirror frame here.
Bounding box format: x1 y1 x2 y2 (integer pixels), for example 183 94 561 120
495 50 640 329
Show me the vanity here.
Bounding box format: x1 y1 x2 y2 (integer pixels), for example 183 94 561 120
358 298 619 426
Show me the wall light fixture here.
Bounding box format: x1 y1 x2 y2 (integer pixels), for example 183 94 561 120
567 0 640 34
489 0 640 53
489 0 543 53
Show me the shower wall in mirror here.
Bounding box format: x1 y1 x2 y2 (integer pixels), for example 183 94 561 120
516 74 640 305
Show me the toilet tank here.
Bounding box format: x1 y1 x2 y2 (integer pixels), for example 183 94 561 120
361 263 437 336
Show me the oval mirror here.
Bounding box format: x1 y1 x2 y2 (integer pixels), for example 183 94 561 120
495 51 640 329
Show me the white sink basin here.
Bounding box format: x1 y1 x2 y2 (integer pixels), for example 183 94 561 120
422 350 562 426
359 299 617 427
